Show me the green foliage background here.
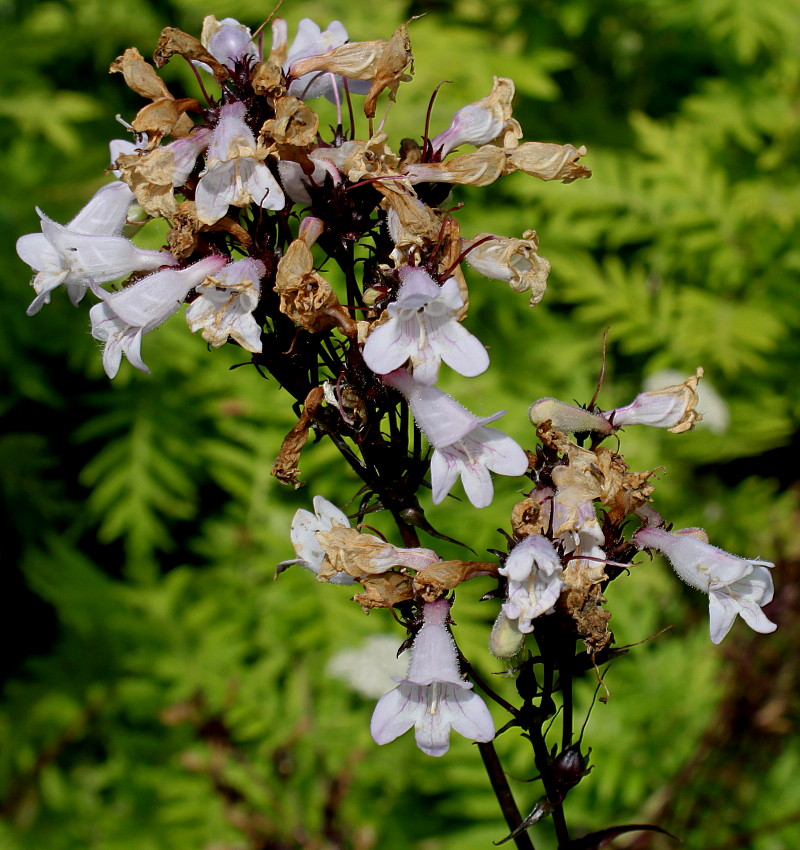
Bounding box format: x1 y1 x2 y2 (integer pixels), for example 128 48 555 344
1 0 799 847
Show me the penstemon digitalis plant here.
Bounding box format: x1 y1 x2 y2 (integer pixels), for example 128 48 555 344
16 12 780 849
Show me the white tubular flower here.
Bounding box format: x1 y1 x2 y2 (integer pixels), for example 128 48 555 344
500 534 565 633
362 267 489 385
89 255 227 379
633 526 777 644
383 369 528 508
603 368 704 434
200 16 259 69
17 182 175 316
186 257 265 352
370 599 495 757
284 495 356 586
285 18 370 102
195 103 285 225
464 230 551 306
432 77 519 157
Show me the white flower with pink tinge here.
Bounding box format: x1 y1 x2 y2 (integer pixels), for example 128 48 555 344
370 599 495 757
186 257 265 353
195 102 284 225
383 369 528 508
89 255 228 378
363 266 489 386
17 182 176 316
500 534 565 633
201 16 259 70
633 526 776 644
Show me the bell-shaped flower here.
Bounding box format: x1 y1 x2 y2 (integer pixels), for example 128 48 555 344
432 77 520 157
89 255 227 378
383 369 528 508
370 598 495 757
500 534 565 633
200 16 259 70
429 429 529 509
195 102 284 225
603 368 704 434
363 267 489 385
17 182 175 315
285 18 371 102
464 230 551 307
633 526 776 644
186 257 265 352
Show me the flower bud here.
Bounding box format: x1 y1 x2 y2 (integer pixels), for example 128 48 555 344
489 611 525 658
529 398 613 435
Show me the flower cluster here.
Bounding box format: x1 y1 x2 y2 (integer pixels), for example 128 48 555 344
19 14 778 829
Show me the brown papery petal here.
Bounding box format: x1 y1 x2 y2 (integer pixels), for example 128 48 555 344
271 386 325 488
131 98 198 140
505 142 591 183
352 573 415 611
289 39 387 81
261 95 319 148
363 24 414 118
153 27 229 84
110 48 172 101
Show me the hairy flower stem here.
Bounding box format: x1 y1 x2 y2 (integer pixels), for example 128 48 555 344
478 741 536 850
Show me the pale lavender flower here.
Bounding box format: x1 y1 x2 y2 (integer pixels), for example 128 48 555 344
163 129 215 186
284 495 437 584
285 18 371 103
429 429 529 509
186 257 265 352
200 16 259 69
363 267 489 385
633 526 777 644
370 599 495 757
431 77 518 157
603 368 704 434
500 534 565 633
383 369 528 508
89 255 227 378
17 182 175 315
195 103 284 225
